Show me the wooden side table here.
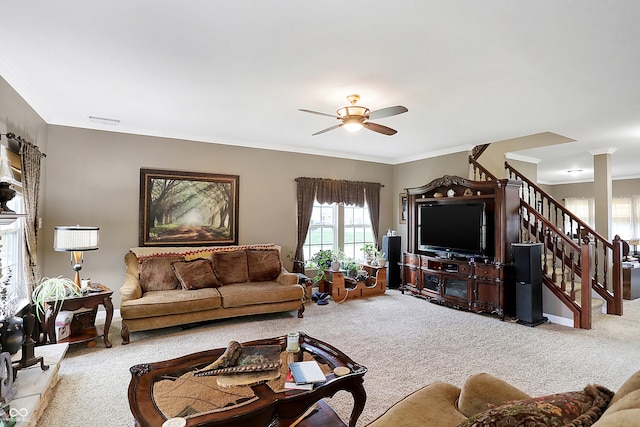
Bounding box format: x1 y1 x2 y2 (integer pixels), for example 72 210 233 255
41 284 113 348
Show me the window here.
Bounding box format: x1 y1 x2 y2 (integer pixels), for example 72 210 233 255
565 196 640 240
612 197 640 240
564 198 595 230
0 191 28 316
303 201 374 263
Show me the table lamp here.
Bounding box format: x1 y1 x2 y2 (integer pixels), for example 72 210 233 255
629 239 640 257
53 225 99 289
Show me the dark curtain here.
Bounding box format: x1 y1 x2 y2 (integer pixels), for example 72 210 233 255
293 178 317 273
364 182 382 243
294 177 383 272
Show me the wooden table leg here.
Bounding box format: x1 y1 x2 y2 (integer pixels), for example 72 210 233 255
348 377 367 427
42 304 60 345
102 295 114 348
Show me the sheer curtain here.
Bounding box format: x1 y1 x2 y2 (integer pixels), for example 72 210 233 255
611 197 640 240
565 196 640 240
564 197 595 234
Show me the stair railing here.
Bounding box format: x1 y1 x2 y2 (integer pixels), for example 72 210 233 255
469 155 498 181
505 161 623 317
520 199 593 328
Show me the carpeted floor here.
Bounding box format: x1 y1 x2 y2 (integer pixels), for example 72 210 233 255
38 290 640 426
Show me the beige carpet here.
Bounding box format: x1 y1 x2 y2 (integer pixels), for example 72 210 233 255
38 290 640 426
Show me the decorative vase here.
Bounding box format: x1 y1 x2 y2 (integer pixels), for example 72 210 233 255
330 261 341 271
0 316 24 354
0 182 16 213
377 258 387 268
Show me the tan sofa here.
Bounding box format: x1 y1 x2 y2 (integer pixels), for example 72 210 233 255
119 244 304 344
368 370 640 426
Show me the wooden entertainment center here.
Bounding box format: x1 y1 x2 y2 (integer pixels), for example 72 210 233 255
402 175 522 319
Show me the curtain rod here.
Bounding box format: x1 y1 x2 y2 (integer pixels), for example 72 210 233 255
0 133 47 157
295 177 384 187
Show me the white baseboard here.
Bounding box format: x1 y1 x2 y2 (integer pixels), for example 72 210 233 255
96 308 121 322
543 313 573 327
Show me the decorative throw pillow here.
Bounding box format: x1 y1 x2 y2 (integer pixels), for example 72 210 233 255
171 259 221 290
246 249 282 282
212 250 249 285
139 256 184 292
456 384 614 427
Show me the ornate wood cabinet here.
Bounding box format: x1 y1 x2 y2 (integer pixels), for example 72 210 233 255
401 175 522 318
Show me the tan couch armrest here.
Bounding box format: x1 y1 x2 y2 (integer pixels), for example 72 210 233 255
121 252 142 302
457 373 531 418
121 273 142 301
368 382 466 427
277 271 298 286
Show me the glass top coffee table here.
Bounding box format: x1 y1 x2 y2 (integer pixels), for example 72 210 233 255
128 333 367 427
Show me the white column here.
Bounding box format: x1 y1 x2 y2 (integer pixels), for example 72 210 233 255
590 148 616 240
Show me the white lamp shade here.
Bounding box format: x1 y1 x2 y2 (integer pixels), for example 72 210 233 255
54 226 99 251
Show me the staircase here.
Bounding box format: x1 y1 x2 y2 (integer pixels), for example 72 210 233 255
469 155 624 329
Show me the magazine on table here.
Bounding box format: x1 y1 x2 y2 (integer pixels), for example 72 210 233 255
288 360 326 385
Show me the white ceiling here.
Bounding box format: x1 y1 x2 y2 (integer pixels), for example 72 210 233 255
1 1 640 185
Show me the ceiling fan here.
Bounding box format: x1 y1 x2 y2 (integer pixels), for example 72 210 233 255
299 94 408 136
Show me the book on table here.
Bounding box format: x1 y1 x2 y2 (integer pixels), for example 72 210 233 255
288 361 326 385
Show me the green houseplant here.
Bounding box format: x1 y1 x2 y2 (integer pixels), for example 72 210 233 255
31 276 81 320
360 243 377 263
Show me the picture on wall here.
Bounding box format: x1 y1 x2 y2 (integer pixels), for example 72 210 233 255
400 193 407 224
139 169 239 246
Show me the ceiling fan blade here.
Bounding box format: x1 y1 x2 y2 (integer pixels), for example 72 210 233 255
299 108 339 119
368 105 408 120
363 122 397 136
312 124 343 136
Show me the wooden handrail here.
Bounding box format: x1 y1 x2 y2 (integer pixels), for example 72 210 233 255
520 199 592 328
471 144 490 160
469 156 623 326
468 156 498 181
506 160 623 316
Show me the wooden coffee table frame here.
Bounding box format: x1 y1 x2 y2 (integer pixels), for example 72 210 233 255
128 333 367 427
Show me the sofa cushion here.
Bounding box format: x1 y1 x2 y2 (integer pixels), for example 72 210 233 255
457 372 531 417
120 288 222 319
172 259 221 290
139 256 184 292
246 249 282 282
217 281 302 308
212 250 249 284
456 384 614 427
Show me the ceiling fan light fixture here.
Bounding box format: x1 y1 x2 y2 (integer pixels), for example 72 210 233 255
343 117 363 132
336 105 369 118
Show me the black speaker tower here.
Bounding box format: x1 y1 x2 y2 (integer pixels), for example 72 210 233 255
382 235 402 288
512 243 546 327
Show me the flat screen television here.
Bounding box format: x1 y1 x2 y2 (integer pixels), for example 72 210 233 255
418 202 494 258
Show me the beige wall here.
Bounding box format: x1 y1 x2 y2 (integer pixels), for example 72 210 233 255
480 132 574 179
546 178 640 202
42 126 397 306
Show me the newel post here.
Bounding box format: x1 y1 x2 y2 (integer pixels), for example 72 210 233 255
611 235 624 316
580 239 592 329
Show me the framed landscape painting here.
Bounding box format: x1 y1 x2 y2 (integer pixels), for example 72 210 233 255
139 169 239 246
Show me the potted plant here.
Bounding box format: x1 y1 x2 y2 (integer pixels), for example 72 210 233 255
360 243 377 264
307 249 345 283
31 276 81 321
